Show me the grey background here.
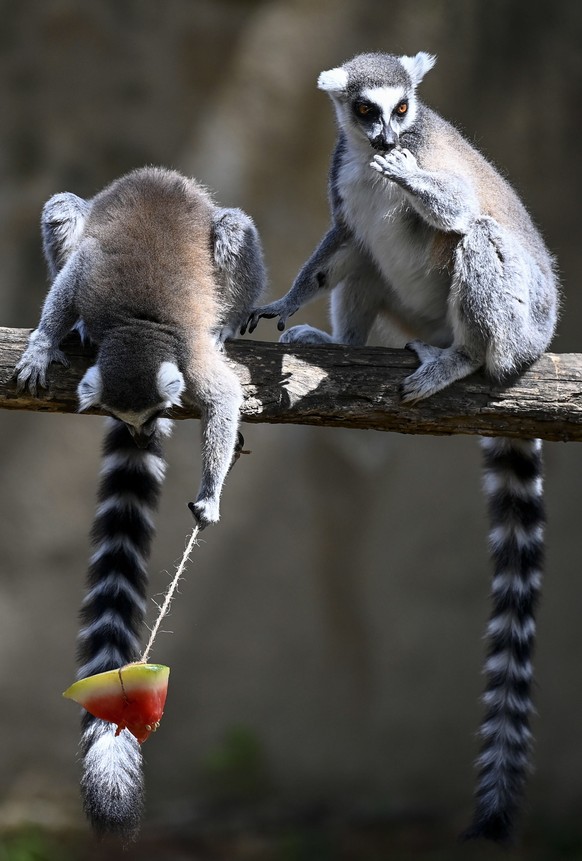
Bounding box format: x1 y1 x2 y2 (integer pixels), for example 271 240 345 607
0 0 581 856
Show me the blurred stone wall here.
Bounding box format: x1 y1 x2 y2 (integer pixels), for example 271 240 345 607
0 0 581 837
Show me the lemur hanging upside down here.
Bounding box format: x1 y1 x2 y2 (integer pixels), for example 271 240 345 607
16 166 266 838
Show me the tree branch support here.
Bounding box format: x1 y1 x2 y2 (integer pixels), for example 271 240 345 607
1 327 581 442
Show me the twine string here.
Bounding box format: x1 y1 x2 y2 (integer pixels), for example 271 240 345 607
140 524 200 663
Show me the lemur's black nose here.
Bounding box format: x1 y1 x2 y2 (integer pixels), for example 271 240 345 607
371 132 396 152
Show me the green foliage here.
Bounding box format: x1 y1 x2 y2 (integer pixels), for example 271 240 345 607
0 830 68 861
201 724 271 801
276 829 334 861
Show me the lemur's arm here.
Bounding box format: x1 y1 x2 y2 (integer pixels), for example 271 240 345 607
15 254 82 394
15 193 89 394
211 207 267 340
186 348 243 528
370 149 479 233
244 223 353 334
187 206 267 528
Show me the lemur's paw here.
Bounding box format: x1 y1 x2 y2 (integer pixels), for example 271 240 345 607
400 342 445 403
370 148 418 181
400 370 438 403
15 337 69 396
242 298 299 335
188 498 220 529
401 342 481 403
279 325 333 346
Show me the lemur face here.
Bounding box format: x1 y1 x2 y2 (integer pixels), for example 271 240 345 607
318 51 435 152
349 86 413 151
77 360 185 448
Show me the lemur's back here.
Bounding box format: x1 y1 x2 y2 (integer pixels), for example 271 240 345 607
16 165 267 839
80 167 218 332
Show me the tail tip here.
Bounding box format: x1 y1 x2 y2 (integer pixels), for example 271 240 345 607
80 720 145 841
85 807 142 843
461 811 515 846
82 782 144 842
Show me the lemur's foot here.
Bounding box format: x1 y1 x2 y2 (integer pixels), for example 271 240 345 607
279 325 334 345
400 341 479 403
242 297 300 335
188 497 220 530
15 332 69 396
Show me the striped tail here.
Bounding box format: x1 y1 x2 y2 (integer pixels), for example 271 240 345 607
76 418 168 838
465 437 544 843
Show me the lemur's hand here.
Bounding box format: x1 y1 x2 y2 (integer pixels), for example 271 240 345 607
15 330 69 396
370 148 419 183
242 296 300 335
188 497 220 530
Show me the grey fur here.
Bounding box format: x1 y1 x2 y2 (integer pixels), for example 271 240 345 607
17 166 266 525
16 167 266 837
247 52 558 843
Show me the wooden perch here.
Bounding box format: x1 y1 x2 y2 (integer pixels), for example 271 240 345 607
1 326 581 442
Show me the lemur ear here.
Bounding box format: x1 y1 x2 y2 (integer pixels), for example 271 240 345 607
317 66 349 95
77 365 103 412
157 361 185 405
399 52 436 86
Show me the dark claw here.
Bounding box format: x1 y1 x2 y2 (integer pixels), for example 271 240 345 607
235 431 245 455
399 382 421 405
228 431 249 475
277 320 286 331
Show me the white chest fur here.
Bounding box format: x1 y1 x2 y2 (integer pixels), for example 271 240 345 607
338 149 451 331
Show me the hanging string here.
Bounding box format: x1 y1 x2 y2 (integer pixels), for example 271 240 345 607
140 524 200 663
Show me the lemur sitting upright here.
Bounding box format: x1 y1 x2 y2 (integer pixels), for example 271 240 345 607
246 52 558 843
16 166 266 838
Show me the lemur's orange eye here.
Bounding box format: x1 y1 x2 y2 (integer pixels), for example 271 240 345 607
357 102 372 116
396 101 408 115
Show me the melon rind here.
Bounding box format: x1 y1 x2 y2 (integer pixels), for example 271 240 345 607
63 663 170 705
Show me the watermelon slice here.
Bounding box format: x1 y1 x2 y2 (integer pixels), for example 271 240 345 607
63 662 170 743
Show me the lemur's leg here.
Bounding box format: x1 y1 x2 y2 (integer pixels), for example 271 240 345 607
211 207 267 340
371 151 500 402
185 347 243 528
451 215 552 379
245 224 352 334
400 214 547 402
42 191 90 277
15 250 83 394
400 342 481 403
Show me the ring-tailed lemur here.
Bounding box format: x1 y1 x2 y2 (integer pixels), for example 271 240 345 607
246 52 558 843
16 166 266 838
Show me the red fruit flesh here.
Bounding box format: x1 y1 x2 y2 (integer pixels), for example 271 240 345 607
63 663 170 743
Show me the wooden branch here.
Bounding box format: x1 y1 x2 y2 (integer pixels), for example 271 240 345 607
1 326 581 442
